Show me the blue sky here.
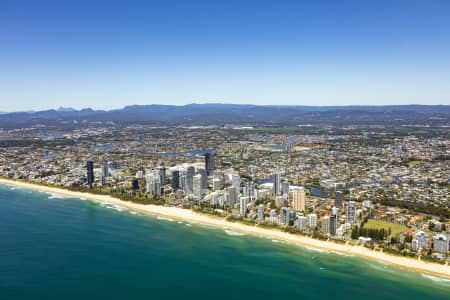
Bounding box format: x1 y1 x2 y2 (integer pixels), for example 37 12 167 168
1 0 450 111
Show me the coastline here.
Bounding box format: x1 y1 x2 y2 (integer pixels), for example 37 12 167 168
1 178 449 279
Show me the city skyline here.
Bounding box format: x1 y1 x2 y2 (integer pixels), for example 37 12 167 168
1 0 450 111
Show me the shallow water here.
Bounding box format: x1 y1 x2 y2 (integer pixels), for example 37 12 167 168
0 184 449 299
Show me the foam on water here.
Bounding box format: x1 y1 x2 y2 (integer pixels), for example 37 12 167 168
157 216 174 222
47 193 66 199
224 229 246 236
421 274 450 284
111 204 127 212
99 201 127 212
365 262 396 274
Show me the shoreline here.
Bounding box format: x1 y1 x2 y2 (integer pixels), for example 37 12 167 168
1 178 450 279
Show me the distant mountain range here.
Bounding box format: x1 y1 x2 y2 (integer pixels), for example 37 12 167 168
0 104 449 128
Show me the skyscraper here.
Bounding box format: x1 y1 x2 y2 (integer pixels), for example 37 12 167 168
101 162 109 178
244 181 254 200
86 161 94 187
322 216 330 235
257 204 265 221
331 207 339 236
231 174 240 190
193 174 203 198
433 234 449 254
332 206 339 219
171 169 180 191
205 151 215 176
146 173 161 196
290 187 306 211
335 191 344 208
297 215 307 230
330 215 337 236
156 166 166 185
131 179 139 190
281 179 289 196
185 166 195 195
212 177 221 190
197 167 208 189
415 231 428 250
347 201 356 224
227 186 238 206
280 207 290 226
239 196 249 216
307 213 317 228
272 171 281 196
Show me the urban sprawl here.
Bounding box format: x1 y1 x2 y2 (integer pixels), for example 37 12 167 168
0 125 449 262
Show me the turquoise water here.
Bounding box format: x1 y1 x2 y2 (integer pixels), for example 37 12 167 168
1 184 450 300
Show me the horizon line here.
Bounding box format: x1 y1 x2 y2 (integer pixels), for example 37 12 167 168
2 102 450 113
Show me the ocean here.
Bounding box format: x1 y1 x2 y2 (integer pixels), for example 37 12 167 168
1 184 449 299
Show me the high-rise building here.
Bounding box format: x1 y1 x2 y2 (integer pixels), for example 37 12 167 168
101 162 109 178
135 170 144 179
100 162 109 186
205 151 216 176
243 181 254 200
335 191 344 208
322 216 330 235
307 213 317 228
185 166 195 195
156 166 166 185
330 215 337 236
239 196 249 216
171 170 180 191
331 207 339 236
433 234 449 254
291 187 306 211
193 174 203 198
332 206 339 219
280 207 290 226
131 179 139 190
415 231 428 249
227 186 238 206
231 174 240 190
257 204 265 221
281 179 289 196
412 239 420 252
347 201 356 224
86 161 94 187
197 167 208 189
297 215 307 230
272 171 281 196
146 174 161 196
212 177 221 190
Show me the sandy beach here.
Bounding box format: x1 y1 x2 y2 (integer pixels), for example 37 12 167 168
1 177 449 279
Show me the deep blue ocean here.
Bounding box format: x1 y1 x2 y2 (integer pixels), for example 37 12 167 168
1 184 449 300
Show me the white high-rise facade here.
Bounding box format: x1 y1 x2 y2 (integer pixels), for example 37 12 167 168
291 187 306 211
347 201 356 224
239 196 249 216
307 213 317 228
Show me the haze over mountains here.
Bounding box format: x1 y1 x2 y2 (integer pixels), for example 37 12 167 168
0 104 449 128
